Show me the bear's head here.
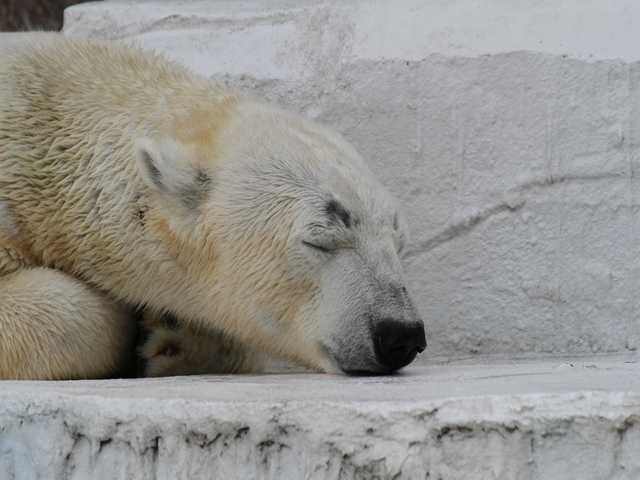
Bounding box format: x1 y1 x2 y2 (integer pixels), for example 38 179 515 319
135 98 426 374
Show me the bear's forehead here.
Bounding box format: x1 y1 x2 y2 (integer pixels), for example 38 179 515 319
289 146 398 229
305 186 398 235
225 100 400 225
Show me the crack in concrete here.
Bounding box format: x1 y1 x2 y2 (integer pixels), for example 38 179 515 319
404 198 525 258
85 11 297 41
405 171 633 258
512 171 631 193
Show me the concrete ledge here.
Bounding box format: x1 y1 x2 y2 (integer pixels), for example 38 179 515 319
1 356 639 479
64 0 640 65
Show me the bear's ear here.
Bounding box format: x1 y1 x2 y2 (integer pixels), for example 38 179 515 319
135 137 211 209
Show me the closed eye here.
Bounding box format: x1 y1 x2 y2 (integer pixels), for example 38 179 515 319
302 240 333 253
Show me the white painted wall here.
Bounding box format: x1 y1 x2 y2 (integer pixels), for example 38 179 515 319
63 0 640 360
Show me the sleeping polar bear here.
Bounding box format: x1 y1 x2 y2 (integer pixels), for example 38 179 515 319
0 36 426 379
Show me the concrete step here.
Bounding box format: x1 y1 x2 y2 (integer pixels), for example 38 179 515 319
62 0 640 360
1 356 639 479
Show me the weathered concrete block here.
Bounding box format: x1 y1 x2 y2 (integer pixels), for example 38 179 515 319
1 357 639 479
63 0 640 359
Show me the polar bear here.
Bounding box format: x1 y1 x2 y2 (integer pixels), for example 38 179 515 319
0 36 426 380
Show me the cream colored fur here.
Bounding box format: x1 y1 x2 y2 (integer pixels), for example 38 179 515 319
0 36 421 379
0 267 134 379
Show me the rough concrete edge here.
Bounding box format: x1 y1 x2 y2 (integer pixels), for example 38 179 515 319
2 389 639 425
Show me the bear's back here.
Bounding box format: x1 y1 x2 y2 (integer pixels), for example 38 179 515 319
0 37 227 289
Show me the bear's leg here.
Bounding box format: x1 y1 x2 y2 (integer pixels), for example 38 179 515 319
0 268 136 380
139 311 265 377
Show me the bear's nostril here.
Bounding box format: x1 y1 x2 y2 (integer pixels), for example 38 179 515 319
373 319 427 372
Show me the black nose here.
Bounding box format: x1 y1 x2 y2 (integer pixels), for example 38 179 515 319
373 320 427 372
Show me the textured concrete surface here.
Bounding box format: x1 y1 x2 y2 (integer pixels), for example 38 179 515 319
1 356 639 479
62 0 640 360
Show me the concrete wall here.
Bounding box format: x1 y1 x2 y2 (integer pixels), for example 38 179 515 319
64 0 640 360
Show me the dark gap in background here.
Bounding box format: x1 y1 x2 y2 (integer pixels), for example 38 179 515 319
1 0 99 32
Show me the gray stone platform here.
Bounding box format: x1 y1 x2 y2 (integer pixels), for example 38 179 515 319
1 356 639 479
